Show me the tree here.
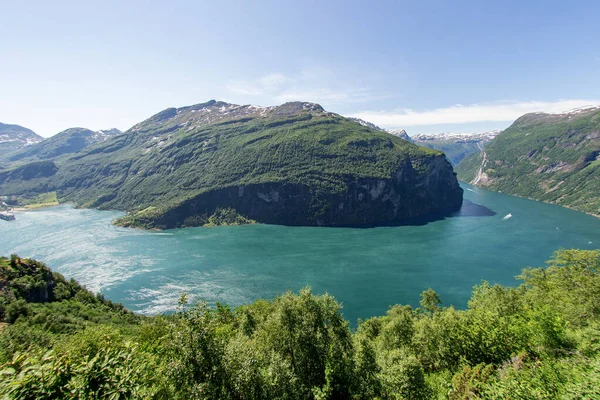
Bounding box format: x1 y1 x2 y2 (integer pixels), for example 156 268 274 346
420 288 441 313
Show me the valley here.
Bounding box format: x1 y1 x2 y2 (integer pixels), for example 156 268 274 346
456 106 600 217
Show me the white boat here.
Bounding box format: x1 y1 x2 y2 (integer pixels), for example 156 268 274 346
0 211 15 221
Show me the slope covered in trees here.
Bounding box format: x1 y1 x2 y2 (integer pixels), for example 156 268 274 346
1 250 599 399
456 107 600 216
7 127 122 163
0 101 463 228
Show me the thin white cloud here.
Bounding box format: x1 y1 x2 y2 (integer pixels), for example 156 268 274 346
350 100 600 129
226 69 387 106
226 73 291 96
275 87 384 104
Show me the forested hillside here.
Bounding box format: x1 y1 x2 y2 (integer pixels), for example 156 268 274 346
0 101 463 229
1 250 599 399
7 127 122 163
456 107 600 216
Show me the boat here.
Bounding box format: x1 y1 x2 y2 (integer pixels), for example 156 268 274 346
0 211 15 221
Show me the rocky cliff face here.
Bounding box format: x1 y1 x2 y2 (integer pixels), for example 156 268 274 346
120 154 462 229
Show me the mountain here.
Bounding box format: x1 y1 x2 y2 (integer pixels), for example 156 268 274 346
347 117 386 132
411 131 501 165
0 100 463 228
0 123 43 152
8 127 122 162
389 129 413 142
455 106 600 216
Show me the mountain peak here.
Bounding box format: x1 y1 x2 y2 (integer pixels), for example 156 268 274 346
269 101 325 116
389 129 412 142
0 122 43 150
347 118 385 132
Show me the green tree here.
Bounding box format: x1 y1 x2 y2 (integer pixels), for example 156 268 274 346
420 289 441 313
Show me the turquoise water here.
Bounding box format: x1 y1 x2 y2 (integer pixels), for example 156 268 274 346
1 183 599 324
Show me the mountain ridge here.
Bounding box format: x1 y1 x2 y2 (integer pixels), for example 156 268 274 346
8 127 123 162
0 123 43 150
0 100 463 228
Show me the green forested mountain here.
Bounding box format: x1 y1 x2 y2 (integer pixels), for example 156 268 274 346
0 101 463 228
7 127 122 163
456 107 600 216
1 250 599 399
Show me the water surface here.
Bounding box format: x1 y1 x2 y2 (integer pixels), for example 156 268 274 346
2 183 599 323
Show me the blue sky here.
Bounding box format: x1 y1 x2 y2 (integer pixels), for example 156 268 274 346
1 0 599 137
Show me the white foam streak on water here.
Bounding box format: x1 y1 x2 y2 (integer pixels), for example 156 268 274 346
128 269 249 314
4 206 161 293
128 284 192 314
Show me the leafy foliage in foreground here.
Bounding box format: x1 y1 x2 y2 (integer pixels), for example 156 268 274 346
1 249 599 399
456 108 600 216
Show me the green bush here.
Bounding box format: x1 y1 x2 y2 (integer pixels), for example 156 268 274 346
1 248 599 398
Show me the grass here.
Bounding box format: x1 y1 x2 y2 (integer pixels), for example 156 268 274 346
21 192 59 209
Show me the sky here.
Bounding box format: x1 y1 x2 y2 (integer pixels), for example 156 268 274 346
1 0 599 137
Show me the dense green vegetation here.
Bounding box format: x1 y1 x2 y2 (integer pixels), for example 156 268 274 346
1 249 599 399
0 101 463 228
456 108 600 216
6 128 122 164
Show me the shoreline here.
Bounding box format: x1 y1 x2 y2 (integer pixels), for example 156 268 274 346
461 181 600 219
11 202 62 212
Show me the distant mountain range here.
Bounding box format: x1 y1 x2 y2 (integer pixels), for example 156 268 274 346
4 102 597 220
345 121 501 165
0 100 463 228
456 106 600 216
409 131 502 165
7 127 122 163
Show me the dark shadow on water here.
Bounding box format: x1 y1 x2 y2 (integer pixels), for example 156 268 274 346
323 199 496 229
450 199 497 218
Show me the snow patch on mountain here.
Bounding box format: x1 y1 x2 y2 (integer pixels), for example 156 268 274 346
348 118 385 131
0 123 43 147
412 130 502 142
535 105 600 117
